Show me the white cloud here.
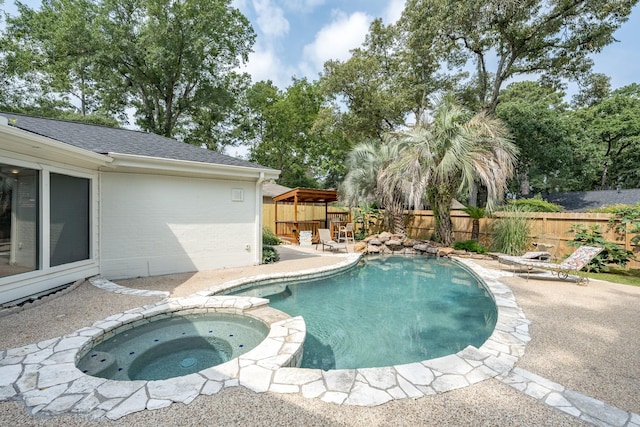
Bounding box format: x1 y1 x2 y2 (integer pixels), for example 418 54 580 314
281 0 326 13
253 0 290 39
383 0 405 24
231 0 249 10
301 11 371 76
240 47 294 88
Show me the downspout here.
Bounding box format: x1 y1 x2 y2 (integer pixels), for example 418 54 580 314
254 172 266 265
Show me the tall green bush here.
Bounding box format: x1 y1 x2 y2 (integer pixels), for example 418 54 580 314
567 224 634 272
262 227 281 245
591 204 640 246
505 195 563 212
262 245 280 264
490 207 532 255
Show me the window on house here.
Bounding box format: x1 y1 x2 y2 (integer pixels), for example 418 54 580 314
50 173 90 267
0 164 39 278
0 163 92 279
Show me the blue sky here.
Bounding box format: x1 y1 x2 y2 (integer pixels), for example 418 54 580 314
3 0 639 92
232 0 640 92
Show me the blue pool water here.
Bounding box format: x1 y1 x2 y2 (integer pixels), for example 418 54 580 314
77 313 269 381
232 256 497 370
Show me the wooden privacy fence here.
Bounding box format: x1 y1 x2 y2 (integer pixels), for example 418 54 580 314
263 204 639 268
402 210 639 269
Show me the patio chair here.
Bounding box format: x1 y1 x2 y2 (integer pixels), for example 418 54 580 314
506 245 604 285
338 222 355 244
498 250 553 266
316 228 347 252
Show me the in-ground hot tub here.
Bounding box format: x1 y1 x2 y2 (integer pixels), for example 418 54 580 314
77 311 269 381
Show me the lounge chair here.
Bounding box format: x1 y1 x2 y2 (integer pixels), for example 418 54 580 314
505 245 604 285
316 228 347 252
498 250 553 266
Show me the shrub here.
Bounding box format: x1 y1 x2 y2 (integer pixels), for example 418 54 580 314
352 203 383 240
589 204 640 246
567 224 634 272
262 227 281 245
453 240 488 254
262 245 280 264
504 195 563 212
490 206 532 255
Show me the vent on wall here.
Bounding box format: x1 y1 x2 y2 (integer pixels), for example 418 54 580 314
231 188 244 202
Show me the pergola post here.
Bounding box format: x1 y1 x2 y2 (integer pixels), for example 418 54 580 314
293 193 299 243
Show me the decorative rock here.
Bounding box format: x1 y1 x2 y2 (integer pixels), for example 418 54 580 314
378 232 392 242
367 245 381 253
385 239 404 251
438 247 455 257
426 247 439 255
403 238 418 247
413 244 429 252
353 242 367 252
368 238 382 246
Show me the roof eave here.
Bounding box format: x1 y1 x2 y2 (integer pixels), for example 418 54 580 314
105 152 280 181
0 124 113 168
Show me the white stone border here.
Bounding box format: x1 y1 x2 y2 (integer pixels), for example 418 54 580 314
0 295 305 420
0 255 531 420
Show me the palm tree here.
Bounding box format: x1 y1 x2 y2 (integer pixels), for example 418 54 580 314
462 205 486 241
389 95 518 246
340 140 408 235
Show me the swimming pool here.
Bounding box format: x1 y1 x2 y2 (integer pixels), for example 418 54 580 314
231 255 497 370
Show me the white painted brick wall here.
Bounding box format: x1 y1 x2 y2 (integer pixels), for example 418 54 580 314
100 172 257 279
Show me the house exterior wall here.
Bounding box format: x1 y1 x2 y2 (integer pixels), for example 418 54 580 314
100 172 258 279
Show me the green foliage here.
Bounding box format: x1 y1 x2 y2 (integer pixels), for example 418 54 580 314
1 0 255 147
574 84 640 190
262 227 281 246
453 240 487 254
496 82 580 195
604 204 640 246
320 19 417 142
401 0 635 114
490 207 532 256
247 78 348 188
351 203 383 240
567 224 635 272
389 94 517 245
585 268 640 287
506 196 563 212
261 245 279 264
462 205 485 219
462 205 485 240
587 203 640 249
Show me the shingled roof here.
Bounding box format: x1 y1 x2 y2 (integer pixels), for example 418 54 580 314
1 112 274 171
545 189 640 211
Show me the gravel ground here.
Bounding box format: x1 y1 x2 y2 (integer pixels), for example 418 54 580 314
1 248 638 426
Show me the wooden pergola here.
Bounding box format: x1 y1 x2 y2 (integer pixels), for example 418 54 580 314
273 188 350 244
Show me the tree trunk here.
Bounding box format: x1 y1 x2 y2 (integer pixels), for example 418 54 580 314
468 181 478 207
600 161 609 190
519 171 530 196
471 219 480 241
433 197 453 246
390 202 405 236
